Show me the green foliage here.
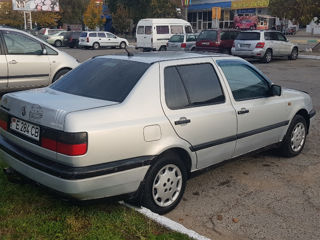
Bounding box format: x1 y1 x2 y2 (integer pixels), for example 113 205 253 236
60 0 90 24
112 4 131 34
269 0 320 25
0 2 24 28
0 158 191 239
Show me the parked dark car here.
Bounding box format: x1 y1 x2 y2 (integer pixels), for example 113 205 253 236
195 29 239 54
63 31 82 48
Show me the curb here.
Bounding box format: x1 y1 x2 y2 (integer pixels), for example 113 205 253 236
120 202 211 240
299 55 320 60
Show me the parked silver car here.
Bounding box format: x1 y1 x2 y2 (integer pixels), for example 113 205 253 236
0 52 315 214
167 34 198 51
231 30 298 63
0 27 79 92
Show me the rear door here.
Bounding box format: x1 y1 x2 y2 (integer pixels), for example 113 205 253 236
136 25 153 48
160 58 237 169
0 32 8 90
276 32 291 55
106 33 118 47
269 32 281 56
2 30 50 89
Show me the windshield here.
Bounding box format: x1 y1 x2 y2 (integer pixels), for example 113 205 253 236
236 32 260 40
51 58 150 102
197 30 217 41
169 35 184 42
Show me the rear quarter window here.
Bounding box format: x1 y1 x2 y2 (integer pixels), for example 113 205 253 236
89 33 97 37
51 58 150 103
80 32 87 37
198 30 217 41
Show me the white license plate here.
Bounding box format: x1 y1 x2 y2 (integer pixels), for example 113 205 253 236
10 117 40 141
80 39 85 42
240 44 250 48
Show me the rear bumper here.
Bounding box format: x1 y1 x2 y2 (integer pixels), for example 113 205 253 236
231 48 266 58
0 136 152 200
195 46 221 52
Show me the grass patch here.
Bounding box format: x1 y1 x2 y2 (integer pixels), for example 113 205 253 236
0 158 190 240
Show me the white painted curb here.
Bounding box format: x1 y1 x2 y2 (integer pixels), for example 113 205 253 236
120 202 211 240
299 55 320 60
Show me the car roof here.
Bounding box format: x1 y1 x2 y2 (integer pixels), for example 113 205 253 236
95 52 237 64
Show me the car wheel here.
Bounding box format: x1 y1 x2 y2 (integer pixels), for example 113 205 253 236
52 68 70 82
93 42 100 50
190 47 195 51
142 152 187 215
279 115 307 157
120 41 126 49
54 40 62 47
262 49 272 63
159 46 167 51
289 48 298 60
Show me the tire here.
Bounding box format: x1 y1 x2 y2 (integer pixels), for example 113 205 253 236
278 115 307 157
142 152 187 215
288 48 298 60
262 49 272 63
190 47 195 51
52 69 70 82
120 41 126 49
159 46 167 51
54 40 62 47
93 42 100 50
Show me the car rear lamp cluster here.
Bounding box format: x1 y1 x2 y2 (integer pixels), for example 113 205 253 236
255 42 265 48
181 43 187 48
41 129 88 156
0 110 8 131
86 37 90 42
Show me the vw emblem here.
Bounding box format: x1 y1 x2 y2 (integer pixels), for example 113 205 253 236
21 106 26 117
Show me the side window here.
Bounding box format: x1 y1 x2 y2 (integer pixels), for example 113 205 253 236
177 64 225 106
186 35 196 42
107 33 116 38
185 25 193 34
264 32 271 40
98 33 106 38
89 33 97 37
3 31 42 55
277 33 286 41
44 45 58 55
156 26 169 34
220 31 229 40
171 25 183 34
218 62 271 101
270 32 278 41
137 26 144 34
164 67 189 109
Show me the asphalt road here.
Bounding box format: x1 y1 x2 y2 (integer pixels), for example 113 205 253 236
61 47 320 240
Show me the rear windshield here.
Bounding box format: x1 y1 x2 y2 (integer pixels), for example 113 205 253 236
169 35 184 42
80 32 87 37
197 30 217 41
51 58 150 102
236 32 260 40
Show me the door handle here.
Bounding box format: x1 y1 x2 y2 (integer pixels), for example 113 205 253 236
238 108 249 115
175 117 191 125
9 60 17 64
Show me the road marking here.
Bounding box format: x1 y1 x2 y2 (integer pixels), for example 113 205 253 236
120 202 211 240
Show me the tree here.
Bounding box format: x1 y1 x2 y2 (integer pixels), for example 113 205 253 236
112 4 130 33
60 0 90 24
0 2 24 28
269 0 320 25
150 0 180 18
32 11 61 28
83 0 105 30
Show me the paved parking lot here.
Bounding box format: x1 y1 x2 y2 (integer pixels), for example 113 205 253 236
62 48 320 240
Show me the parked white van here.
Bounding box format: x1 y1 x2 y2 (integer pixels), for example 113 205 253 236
136 18 193 51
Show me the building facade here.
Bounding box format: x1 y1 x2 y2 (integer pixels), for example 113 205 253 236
187 0 270 32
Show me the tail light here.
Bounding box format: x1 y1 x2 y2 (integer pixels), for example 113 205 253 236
255 42 265 48
41 129 88 156
196 42 201 46
86 37 89 43
181 43 186 48
215 41 221 46
232 42 235 48
0 110 8 131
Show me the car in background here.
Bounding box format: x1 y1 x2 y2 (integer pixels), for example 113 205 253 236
64 31 82 48
195 29 239 54
0 27 78 92
38 28 65 40
167 34 198 51
0 52 315 215
235 19 257 30
46 31 68 47
79 31 129 50
231 30 299 63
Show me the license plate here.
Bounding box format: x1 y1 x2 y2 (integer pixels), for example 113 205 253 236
240 44 250 48
202 42 210 45
10 117 40 141
80 39 85 42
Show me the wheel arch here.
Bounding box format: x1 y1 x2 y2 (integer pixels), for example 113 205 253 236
295 109 310 133
52 67 72 83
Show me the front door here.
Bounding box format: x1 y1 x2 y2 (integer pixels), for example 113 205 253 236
2 30 50 89
217 60 290 157
97 32 108 47
106 33 118 47
160 58 237 169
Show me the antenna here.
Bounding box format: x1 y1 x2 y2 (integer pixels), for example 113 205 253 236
124 46 134 57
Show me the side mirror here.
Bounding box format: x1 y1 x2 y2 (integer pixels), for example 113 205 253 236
42 48 47 55
271 84 282 96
